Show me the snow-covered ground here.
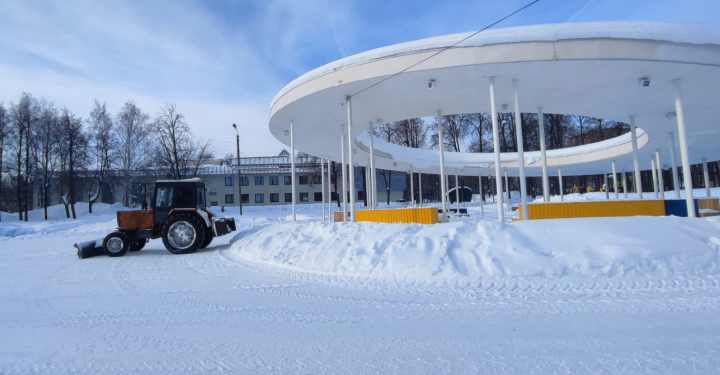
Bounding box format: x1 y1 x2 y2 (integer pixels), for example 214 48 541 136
3 190 720 374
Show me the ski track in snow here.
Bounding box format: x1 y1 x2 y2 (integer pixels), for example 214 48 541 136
3 197 720 374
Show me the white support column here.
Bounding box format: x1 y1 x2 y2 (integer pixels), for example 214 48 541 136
656 151 665 200
410 168 414 207
537 107 549 203
673 79 695 217
512 80 529 220
437 109 448 223
365 161 369 209
327 157 333 220
504 169 509 204
455 174 460 212
703 158 711 198
612 161 619 200
340 125 348 222
368 121 376 209
418 170 423 207
290 121 296 222
346 96 356 222
651 159 659 199
622 170 628 199
669 132 681 199
478 174 484 215
604 173 609 200
490 77 504 222
558 168 564 202
629 115 643 199
321 155 326 222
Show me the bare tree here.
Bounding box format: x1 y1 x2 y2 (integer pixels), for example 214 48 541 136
8 93 37 221
430 114 471 152
151 103 214 180
467 113 492 153
0 102 8 220
58 108 88 219
115 101 150 207
34 104 60 220
87 100 116 213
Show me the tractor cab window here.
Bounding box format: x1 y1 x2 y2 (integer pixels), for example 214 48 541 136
156 187 173 207
175 185 194 207
197 186 206 208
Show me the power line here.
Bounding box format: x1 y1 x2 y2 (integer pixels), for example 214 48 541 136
350 0 541 98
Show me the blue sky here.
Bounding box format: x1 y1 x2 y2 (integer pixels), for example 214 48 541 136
1 0 718 157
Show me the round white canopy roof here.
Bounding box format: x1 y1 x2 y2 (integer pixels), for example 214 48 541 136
268 22 720 177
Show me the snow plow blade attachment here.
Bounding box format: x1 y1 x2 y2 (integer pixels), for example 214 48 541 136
74 240 105 259
212 217 236 237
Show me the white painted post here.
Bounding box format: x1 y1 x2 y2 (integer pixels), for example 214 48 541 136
656 151 665 200
418 170 423 207
629 115 643 199
513 80 529 220
455 174 460 213
321 155 326 222
479 174 484 215
604 173 609 199
504 169 509 204
410 169 414 207
327 157 333 220
340 125 347 222
703 158 711 198
290 121 296 222
669 132 681 199
612 161 619 200
558 168 564 202
368 121 376 209
346 97 356 222
622 170 628 199
651 159 659 199
673 79 695 217
538 107 549 203
437 110 448 223
490 77 504 223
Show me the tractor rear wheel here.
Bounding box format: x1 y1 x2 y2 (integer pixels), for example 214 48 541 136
200 230 214 249
161 214 205 254
102 231 130 257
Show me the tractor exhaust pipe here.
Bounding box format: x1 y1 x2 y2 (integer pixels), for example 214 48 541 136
74 239 104 259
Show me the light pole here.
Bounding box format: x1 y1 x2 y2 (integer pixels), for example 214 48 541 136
232 123 242 215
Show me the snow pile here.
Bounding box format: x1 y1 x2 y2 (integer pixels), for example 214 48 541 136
230 216 720 283
0 203 128 237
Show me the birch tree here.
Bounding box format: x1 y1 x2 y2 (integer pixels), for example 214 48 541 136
115 101 150 206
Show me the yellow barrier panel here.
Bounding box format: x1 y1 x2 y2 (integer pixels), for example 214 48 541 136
517 200 666 220
355 207 440 224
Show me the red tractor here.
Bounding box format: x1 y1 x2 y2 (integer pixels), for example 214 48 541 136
76 178 236 258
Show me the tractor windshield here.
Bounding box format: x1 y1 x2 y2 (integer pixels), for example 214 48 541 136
197 186 206 209
156 187 173 207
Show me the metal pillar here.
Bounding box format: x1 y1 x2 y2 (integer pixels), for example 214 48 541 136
321 155 326 222
327 157 333 220
669 132 681 199
622 170 628 199
478 174 484 215
537 107 549 203
290 121 296 222
410 168 414 206
629 115 643 199
368 121 376 209
703 158 711 197
437 109 448 223
346 97 356 222
512 80 528 219
604 173 609 199
504 169 509 203
558 168 564 202
455 174 460 212
490 77 504 222
651 159 659 199
656 151 665 200
418 170 423 207
612 161 618 200
340 125 347 222
673 79 695 217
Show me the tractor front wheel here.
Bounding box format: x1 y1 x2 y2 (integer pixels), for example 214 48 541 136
102 231 130 257
161 214 205 254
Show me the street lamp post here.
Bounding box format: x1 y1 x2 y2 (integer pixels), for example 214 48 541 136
233 123 243 215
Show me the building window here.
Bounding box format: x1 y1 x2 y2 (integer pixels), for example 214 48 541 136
299 176 308 185
225 194 234 204
240 177 249 186
225 177 233 186
255 194 264 203
255 176 264 185
285 193 292 202
284 176 291 185
299 192 308 202
270 176 279 185
270 193 279 202
210 201 218 206
314 192 322 202
313 175 321 184
241 194 249 203
208 191 217 196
